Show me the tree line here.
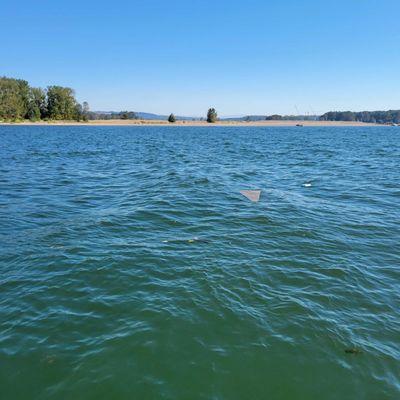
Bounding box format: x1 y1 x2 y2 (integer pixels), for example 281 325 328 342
88 109 218 123
168 108 217 123
0 76 89 121
88 111 139 120
319 110 400 124
264 114 318 121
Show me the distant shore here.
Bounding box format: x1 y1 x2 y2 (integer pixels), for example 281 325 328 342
0 120 384 127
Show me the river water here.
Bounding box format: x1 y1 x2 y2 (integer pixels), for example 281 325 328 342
0 125 399 399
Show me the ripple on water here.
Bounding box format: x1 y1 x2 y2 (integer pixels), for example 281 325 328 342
0 126 399 399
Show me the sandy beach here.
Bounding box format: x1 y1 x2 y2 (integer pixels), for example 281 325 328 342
0 120 383 127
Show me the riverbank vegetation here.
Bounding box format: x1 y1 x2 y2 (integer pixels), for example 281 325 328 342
320 110 400 124
2 76 399 125
0 77 89 122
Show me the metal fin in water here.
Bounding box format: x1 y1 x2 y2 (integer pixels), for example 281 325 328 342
240 190 261 202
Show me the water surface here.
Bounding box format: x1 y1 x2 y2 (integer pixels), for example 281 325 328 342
0 126 399 399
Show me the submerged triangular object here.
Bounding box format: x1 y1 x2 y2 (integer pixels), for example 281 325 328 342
240 190 261 202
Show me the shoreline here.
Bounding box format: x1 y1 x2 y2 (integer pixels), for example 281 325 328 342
0 120 384 127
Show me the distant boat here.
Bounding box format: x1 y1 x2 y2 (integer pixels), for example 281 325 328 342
296 124 304 127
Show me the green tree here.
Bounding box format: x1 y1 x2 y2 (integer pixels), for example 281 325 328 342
207 108 217 123
168 113 176 123
74 103 83 121
28 87 47 120
118 111 138 120
17 79 30 118
26 103 40 121
265 114 283 120
82 101 90 121
82 101 89 114
47 86 78 120
0 77 30 120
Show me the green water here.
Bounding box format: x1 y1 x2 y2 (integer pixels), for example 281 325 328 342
0 126 399 399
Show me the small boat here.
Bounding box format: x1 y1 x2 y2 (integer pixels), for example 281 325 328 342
296 124 303 127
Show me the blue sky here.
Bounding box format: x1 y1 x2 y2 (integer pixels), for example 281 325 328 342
2 0 400 116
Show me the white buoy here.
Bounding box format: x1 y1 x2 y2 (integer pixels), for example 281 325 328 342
240 190 261 202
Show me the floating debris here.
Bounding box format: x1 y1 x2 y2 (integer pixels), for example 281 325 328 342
303 182 312 188
240 190 261 202
345 348 363 355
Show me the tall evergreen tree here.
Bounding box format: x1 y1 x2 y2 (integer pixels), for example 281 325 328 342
207 108 217 123
82 101 90 121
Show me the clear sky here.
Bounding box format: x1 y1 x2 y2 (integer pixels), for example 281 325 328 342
2 0 400 116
